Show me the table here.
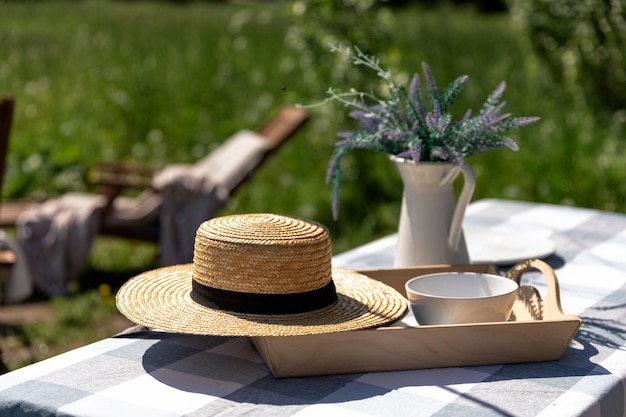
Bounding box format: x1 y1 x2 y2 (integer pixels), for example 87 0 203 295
0 199 625 417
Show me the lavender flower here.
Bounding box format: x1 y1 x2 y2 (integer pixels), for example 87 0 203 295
307 45 540 219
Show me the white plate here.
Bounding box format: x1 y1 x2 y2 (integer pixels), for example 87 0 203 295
465 228 557 265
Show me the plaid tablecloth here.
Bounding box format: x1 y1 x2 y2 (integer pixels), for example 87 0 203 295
0 199 625 417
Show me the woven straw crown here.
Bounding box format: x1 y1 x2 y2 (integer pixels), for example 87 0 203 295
192 214 332 295
116 213 408 336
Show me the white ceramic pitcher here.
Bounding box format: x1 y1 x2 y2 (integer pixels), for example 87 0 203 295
391 156 475 267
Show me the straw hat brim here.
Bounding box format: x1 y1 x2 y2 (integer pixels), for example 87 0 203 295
116 264 408 337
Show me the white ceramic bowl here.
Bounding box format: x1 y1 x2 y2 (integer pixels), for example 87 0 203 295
405 272 519 325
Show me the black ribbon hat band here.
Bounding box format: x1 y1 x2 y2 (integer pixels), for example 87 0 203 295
191 279 338 314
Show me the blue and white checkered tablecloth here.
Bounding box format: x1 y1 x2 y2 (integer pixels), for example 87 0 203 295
0 199 625 417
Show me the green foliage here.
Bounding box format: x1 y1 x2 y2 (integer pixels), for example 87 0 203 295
1 1 625 257
0 1 294 199
284 0 395 91
509 0 626 111
8 289 119 369
5 0 626 372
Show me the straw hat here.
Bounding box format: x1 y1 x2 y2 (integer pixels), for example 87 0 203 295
116 213 408 336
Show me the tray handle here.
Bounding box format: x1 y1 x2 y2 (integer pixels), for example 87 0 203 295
504 259 564 320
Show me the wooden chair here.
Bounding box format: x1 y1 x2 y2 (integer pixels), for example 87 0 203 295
0 95 31 303
0 96 16 269
0 95 16 374
0 96 12 205
90 105 308 243
2 105 309 245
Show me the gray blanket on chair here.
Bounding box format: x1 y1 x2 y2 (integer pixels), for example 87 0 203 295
16 193 106 295
16 130 268 295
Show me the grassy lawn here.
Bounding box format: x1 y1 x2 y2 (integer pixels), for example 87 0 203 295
0 0 624 370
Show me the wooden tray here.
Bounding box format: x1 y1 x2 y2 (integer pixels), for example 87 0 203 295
251 260 582 377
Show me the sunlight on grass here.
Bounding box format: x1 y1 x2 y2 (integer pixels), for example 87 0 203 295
87 237 158 273
0 1 624 370
2 1 625 255
2 290 123 370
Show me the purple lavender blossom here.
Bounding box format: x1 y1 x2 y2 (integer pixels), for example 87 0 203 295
319 45 540 219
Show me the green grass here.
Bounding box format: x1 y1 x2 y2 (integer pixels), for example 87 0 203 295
1 1 625 271
1 0 625 370
0 288 123 370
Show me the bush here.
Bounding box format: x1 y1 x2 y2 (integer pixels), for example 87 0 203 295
284 0 394 90
510 0 626 112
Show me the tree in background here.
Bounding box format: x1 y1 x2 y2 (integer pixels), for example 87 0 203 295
284 0 395 91
510 0 626 112
283 0 403 238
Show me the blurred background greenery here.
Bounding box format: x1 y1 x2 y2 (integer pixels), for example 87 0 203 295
0 0 624 368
